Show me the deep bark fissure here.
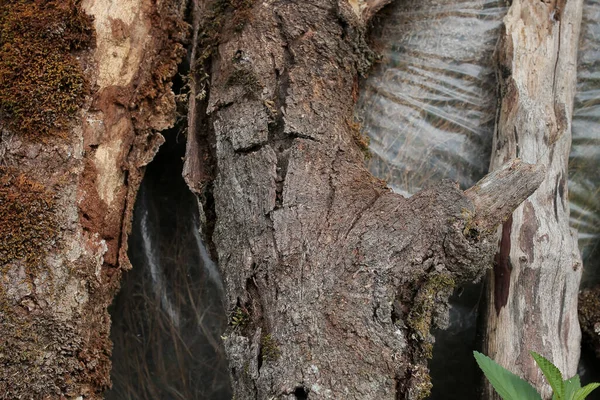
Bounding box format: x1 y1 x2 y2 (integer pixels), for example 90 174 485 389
107 16 233 393
184 0 222 261
270 13 294 211
108 122 231 399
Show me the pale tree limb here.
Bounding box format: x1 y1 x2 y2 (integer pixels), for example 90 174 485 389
483 0 584 398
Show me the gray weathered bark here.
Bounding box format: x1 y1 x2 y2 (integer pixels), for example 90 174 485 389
483 0 584 397
181 1 544 398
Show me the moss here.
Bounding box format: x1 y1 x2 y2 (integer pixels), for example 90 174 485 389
0 168 59 269
0 0 94 139
348 118 371 160
229 306 249 330
260 334 280 362
461 207 480 239
407 272 455 359
133 1 188 105
225 68 262 97
405 273 454 400
410 364 433 400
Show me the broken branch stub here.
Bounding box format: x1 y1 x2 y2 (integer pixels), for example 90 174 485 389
465 159 546 235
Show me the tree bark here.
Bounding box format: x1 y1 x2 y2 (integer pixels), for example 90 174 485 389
0 0 186 398
181 1 543 399
483 0 584 397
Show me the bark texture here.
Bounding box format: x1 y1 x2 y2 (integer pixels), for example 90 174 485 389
0 0 566 398
483 0 584 397
579 285 600 360
182 1 544 398
0 0 186 397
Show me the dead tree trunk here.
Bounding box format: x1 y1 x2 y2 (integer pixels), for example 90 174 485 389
0 0 187 398
483 0 584 397
181 1 543 398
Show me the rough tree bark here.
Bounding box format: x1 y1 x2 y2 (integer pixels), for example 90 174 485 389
0 0 187 397
0 0 556 399
181 1 543 399
483 0 584 397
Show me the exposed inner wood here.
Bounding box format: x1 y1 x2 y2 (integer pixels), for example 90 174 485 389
483 0 584 397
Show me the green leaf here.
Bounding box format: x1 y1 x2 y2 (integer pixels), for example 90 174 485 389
573 383 600 400
474 351 542 400
564 375 582 400
531 351 564 399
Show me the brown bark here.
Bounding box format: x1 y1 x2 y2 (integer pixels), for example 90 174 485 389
483 0 584 398
181 1 544 399
0 0 187 398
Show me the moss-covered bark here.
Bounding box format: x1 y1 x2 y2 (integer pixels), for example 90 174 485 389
0 0 189 397
0 0 94 138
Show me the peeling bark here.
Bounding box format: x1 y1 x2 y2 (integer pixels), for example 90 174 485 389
483 0 584 397
0 0 187 398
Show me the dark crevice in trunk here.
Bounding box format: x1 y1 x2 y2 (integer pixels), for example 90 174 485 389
294 386 309 399
106 123 231 399
270 10 294 210
106 121 231 399
429 283 485 400
106 27 231 396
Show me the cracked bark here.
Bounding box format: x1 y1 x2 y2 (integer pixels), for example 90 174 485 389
483 0 584 398
182 1 544 398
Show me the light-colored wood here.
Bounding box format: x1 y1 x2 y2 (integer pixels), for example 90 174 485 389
484 0 584 397
465 159 545 235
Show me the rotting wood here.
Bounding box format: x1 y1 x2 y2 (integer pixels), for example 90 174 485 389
182 1 546 398
483 0 584 398
0 0 188 397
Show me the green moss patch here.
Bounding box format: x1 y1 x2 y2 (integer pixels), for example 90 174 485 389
0 169 59 267
407 272 455 359
0 0 94 139
260 334 280 362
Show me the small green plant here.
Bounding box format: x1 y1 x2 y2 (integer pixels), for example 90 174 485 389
260 334 280 362
229 307 249 329
474 351 600 400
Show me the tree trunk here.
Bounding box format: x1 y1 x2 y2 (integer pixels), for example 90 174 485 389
483 0 584 397
0 0 186 398
181 1 542 399
0 0 551 399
